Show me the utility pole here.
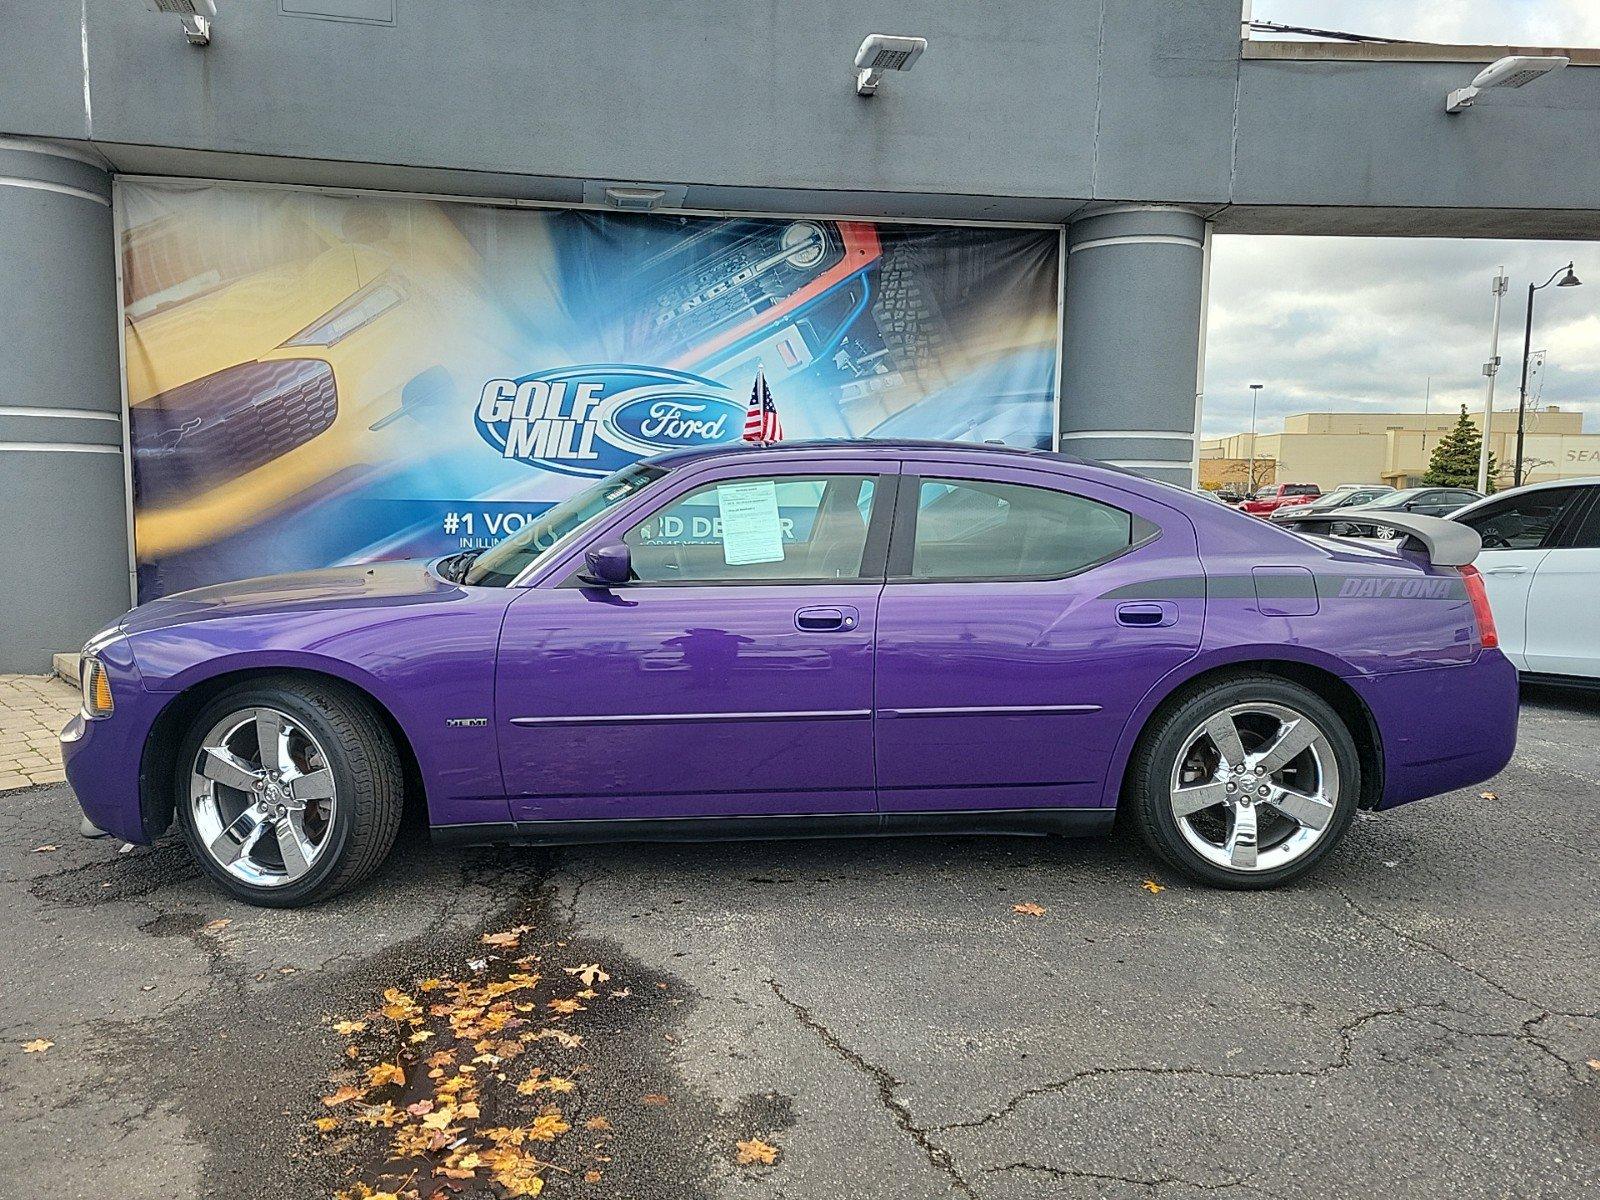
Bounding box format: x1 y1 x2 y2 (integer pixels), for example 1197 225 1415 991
1421 375 1432 460
1248 383 1263 493
1515 262 1581 489
1478 268 1507 493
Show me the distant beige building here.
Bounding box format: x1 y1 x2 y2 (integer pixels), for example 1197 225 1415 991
1199 407 1596 491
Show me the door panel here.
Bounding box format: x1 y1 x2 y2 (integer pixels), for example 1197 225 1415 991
874 467 1203 812
498 584 880 821
1524 548 1600 676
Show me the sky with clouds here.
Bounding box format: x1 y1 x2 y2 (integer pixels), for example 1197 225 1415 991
1203 3 1598 439
1245 0 1600 45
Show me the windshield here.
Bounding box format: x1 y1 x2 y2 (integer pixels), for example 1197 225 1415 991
1363 489 1425 510
460 463 668 587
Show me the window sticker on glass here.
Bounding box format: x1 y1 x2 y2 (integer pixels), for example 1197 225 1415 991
716 480 786 565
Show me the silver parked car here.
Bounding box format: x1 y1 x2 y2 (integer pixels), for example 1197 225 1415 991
1267 485 1395 524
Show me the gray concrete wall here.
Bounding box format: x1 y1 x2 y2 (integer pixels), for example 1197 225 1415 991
0 141 129 672
4 3 1596 228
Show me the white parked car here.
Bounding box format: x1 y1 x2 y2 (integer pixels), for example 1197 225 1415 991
1452 478 1600 683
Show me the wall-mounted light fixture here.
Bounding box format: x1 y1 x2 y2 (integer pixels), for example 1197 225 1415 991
1446 55 1568 113
854 34 927 96
143 0 216 46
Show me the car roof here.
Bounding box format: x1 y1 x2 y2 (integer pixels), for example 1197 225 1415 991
647 437 1152 479
643 438 1267 523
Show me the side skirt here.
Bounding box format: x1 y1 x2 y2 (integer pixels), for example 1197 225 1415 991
430 808 1117 849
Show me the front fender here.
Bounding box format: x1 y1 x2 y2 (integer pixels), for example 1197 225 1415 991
123 597 515 827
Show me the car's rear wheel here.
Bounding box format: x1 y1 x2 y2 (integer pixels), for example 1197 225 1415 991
1126 676 1360 888
174 678 403 907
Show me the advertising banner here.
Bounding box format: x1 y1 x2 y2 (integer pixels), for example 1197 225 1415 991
119 182 1060 599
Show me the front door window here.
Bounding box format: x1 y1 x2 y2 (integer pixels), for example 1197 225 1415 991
624 474 879 584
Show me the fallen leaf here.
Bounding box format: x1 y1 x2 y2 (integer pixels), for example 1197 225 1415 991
408 1029 434 1044
482 930 522 949
640 1093 669 1106
321 1085 364 1107
1480 790 1499 801
1011 902 1046 916
32 845 58 853
1141 879 1166 894
584 1169 603 1183
1587 1059 1600 1072
332 1020 367 1036
563 963 611 987
736 1137 780 1166
202 918 232 934
312 1116 339 1132
526 1112 570 1141
366 1061 405 1088
21 1038 53 1054
584 1115 612 1131
547 998 584 1015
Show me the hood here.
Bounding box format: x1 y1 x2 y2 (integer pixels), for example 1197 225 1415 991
121 558 467 635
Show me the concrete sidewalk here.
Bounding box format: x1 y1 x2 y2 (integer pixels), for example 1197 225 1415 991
0 674 77 791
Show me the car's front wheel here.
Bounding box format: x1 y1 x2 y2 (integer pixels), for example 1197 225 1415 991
1126 676 1360 888
174 677 403 907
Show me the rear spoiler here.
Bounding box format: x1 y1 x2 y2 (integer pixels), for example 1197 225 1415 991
1276 510 1481 566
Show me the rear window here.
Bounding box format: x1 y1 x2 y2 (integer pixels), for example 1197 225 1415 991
1284 484 1319 496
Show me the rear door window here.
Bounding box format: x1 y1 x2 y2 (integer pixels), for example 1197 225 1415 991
1459 488 1578 550
896 476 1150 582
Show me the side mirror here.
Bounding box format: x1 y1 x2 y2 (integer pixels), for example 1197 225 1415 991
580 542 632 587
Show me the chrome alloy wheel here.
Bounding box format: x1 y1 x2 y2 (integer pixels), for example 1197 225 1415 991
188 707 337 887
1167 702 1340 873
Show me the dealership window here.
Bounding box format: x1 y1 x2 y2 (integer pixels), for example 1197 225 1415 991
902 478 1143 581
624 475 879 584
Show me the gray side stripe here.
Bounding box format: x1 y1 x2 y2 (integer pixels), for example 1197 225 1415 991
1098 574 1467 602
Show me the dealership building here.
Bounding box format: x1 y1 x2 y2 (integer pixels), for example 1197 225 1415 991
1 1 1597 670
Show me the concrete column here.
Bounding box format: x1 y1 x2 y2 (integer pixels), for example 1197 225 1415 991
0 137 129 673
1058 205 1209 488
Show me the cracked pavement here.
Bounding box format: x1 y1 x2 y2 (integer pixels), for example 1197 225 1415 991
1 683 1596 1199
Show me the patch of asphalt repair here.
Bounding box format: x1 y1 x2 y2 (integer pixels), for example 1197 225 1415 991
1 685 1597 1199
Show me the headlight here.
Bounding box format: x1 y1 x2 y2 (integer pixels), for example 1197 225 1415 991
80 656 115 720
280 277 405 348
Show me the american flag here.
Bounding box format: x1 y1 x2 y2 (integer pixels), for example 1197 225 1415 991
742 367 783 443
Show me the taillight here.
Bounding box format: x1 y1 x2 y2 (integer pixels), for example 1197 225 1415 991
1458 563 1499 649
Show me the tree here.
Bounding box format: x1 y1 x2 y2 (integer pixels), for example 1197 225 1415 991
1423 405 1495 490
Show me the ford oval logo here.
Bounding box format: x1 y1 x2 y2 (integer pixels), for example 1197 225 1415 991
474 364 743 478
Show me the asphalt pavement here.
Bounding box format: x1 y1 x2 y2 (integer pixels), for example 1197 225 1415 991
1 684 1596 1199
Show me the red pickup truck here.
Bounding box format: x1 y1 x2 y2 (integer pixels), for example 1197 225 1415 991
1238 483 1321 516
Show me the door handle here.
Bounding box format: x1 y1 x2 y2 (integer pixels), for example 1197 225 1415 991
1480 565 1528 575
1116 602 1176 628
795 606 858 632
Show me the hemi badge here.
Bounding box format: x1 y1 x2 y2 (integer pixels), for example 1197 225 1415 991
446 717 488 728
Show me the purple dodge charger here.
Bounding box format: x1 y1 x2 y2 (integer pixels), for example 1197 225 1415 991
63 441 1517 906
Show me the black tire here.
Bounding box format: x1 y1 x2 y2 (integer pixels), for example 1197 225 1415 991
174 676 403 907
1125 675 1361 889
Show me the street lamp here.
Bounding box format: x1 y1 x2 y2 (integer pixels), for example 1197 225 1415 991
1513 263 1581 488
1248 383 1264 493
